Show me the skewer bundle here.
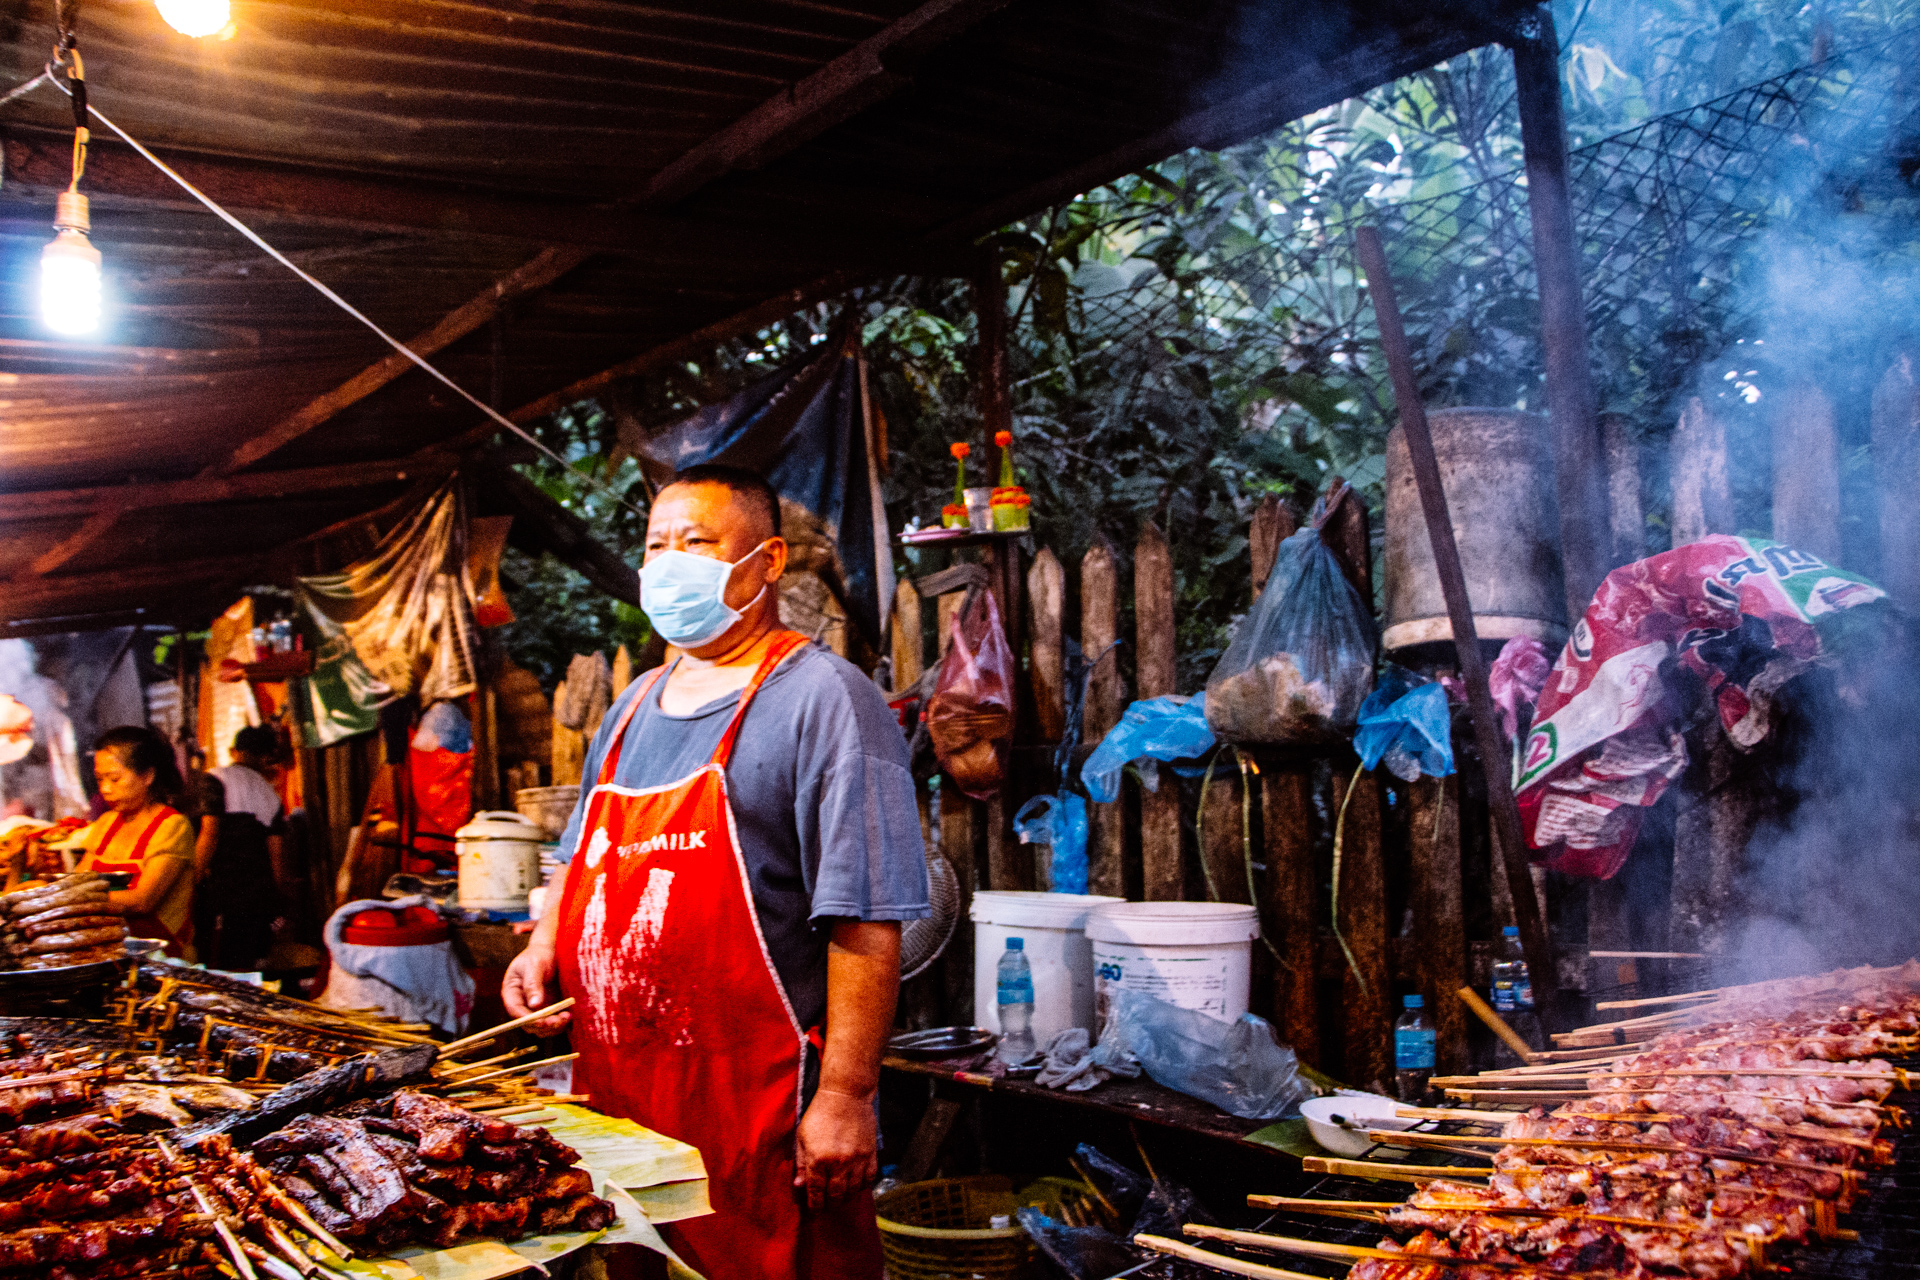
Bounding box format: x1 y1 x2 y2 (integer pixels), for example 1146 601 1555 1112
1138 963 1920 1280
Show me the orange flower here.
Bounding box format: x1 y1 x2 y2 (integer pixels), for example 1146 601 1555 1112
950 442 971 459
994 430 1012 448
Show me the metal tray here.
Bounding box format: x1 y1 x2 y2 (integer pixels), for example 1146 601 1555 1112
887 1026 997 1060
0 938 152 996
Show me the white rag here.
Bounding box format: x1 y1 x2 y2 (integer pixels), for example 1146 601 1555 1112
319 895 473 1035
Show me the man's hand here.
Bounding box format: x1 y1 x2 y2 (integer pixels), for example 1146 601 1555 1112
500 942 572 1035
794 1087 878 1210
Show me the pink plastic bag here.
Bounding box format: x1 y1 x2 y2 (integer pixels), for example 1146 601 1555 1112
926 590 1016 799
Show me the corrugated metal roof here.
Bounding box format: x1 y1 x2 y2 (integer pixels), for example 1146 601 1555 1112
0 0 1528 629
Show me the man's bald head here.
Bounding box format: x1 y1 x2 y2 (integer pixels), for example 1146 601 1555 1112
660 465 781 541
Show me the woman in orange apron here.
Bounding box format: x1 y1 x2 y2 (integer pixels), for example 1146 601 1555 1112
80 726 196 959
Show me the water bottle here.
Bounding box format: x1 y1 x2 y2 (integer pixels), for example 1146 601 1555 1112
995 937 1037 1063
1492 926 1534 1012
1394 994 1436 1101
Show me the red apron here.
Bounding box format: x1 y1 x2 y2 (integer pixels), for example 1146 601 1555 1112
88 805 191 958
552 632 884 1280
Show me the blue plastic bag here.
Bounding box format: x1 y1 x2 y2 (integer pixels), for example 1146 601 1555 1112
1079 694 1216 804
1015 793 1090 893
1354 667 1454 782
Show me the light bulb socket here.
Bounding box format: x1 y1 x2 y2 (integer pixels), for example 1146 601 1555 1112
53 190 90 235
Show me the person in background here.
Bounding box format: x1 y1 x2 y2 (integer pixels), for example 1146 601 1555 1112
193 725 295 971
80 726 196 959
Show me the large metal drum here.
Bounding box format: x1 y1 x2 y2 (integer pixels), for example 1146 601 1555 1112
1383 407 1566 652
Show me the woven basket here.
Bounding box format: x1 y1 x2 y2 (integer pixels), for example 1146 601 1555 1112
875 1176 1034 1280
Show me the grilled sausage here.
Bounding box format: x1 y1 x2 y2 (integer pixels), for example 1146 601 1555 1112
22 916 120 940
23 927 124 954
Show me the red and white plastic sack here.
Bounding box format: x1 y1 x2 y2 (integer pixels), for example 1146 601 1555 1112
1517 536 1887 879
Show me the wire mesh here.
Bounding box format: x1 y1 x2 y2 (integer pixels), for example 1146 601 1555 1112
1014 37 1920 472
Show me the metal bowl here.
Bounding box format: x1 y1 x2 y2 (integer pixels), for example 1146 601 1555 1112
887 1026 998 1060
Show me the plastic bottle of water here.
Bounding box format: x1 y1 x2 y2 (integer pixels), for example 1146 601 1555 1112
1394 994 1436 1101
996 937 1037 1063
1492 926 1534 1012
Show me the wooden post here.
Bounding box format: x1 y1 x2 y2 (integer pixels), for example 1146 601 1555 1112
1334 762 1391 1089
1027 548 1066 742
1081 541 1124 898
1200 764 1248 906
1670 396 1732 547
1135 522 1181 901
939 781 976 1024
1773 381 1841 563
1671 728 1758 958
892 578 923 692
1262 768 1319 1066
1872 351 1920 605
1408 774 1468 1074
1321 481 1372 602
471 688 499 811
937 591 963 660
1601 412 1643 567
1250 496 1294 599
1511 4 1611 620
976 249 1012 482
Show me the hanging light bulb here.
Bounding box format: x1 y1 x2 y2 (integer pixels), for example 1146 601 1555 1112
154 0 231 38
41 192 101 337
42 44 102 337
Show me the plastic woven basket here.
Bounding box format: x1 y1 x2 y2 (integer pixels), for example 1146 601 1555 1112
875 1176 1033 1280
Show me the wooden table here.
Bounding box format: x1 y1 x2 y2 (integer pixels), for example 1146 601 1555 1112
883 1054 1319 1182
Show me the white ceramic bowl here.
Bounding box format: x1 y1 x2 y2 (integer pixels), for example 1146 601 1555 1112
1300 1093 1417 1157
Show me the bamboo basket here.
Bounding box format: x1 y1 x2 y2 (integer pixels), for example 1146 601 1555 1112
874 1176 1034 1280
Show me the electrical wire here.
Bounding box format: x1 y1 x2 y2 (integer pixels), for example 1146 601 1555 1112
31 58 647 518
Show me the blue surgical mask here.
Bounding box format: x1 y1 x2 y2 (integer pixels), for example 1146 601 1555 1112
639 543 770 649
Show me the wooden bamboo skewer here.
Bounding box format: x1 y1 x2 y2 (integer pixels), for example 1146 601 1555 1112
1365 1129 1859 1178
1181 1224 1621 1277
1446 1085 1897 1115
1395 1106 1517 1124
163 1150 257 1280
440 1052 579 1090
1303 1157 1488 1183
1133 1235 1322 1280
1246 1194 1391 1220
1250 1193 1707 1235
1454 986 1539 1062
1432 1065 1908 1086
436 999 576 1057
434 1045 537 1076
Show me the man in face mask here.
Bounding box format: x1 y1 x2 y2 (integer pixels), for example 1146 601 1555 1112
503 464 929 1280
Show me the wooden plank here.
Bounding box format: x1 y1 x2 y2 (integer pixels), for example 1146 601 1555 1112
1335 765 1391 1089
1408 774 1468 1075
898 1097 965 1183
986 792 1026 892
1512 12 1611 618
0 454 456 524
1135 522 1180 902
1873 352 1920 606
1670 397 1731 546
1320 479 1372 601
1080 541 1124 898
1601 412 1643 567
1772 381 1841 562
1199 764 1249 906
891 578 923 692
215 247 592 477
1027 547 1066 742
1249 495 1295 599
1670 729 1758 957
1262 767 1319 1068
976 248 1013 487
940 783 977 1024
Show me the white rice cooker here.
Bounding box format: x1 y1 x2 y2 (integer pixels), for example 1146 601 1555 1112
454 810 544 911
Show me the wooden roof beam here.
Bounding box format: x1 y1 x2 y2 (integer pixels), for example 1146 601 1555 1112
0 454 456 525
639 0 1014 208
0 129 858 263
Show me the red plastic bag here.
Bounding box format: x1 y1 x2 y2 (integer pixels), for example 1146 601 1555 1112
926 590 1016 799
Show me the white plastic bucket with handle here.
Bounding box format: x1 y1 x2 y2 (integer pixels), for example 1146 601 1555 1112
1086 902 1261 1031
970 891 1122 1043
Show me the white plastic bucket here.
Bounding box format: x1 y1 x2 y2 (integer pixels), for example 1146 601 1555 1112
455 811 543 911
1086 902 1260 1030
970 891 1122 1043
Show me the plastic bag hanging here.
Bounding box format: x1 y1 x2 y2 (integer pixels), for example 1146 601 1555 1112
925 588 1016 799
1204 487 1377 744
1353 667 1455 783
1014 792 1090 892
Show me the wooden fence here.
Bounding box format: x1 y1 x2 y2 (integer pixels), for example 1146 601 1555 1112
894 351 1920 1091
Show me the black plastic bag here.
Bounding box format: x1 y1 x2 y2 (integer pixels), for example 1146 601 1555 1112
1015 1209 1141 1280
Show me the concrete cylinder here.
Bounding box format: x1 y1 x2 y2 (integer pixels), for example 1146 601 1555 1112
1383 407 1567 652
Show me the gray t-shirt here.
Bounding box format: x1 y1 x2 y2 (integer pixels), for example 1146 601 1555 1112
556 642 930 1031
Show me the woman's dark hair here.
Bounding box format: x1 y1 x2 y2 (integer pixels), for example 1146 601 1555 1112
94 726 186 809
